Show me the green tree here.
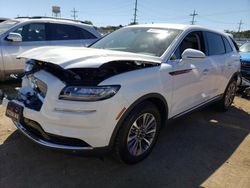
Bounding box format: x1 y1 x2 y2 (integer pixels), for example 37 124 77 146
225 30 250 38
83 20 93 25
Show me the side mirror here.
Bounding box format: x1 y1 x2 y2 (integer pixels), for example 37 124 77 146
6 32 22 42
181 48 205 61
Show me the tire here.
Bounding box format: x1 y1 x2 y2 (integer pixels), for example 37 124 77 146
114 101 161 164
216 80 237 111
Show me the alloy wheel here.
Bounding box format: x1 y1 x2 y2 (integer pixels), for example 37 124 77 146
126 113 157 156
224 82 236 107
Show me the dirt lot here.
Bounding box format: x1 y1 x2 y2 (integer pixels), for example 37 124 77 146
0 81 250 188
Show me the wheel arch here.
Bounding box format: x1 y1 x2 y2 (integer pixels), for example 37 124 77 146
224 71 240 93
109 93 169 148
231 71 240 81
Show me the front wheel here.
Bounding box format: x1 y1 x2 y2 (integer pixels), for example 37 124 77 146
114 102 161 164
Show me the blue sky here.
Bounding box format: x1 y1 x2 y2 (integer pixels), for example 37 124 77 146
0 0 249 31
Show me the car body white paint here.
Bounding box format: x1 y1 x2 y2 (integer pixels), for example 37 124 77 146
2 24 241 149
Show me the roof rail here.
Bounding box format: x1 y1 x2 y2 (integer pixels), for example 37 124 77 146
15 16 31 19
14 16 90 25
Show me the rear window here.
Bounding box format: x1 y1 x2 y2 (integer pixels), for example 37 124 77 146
48 23 97 40
206 32 225 56
229 36 239 51
222 37 233 53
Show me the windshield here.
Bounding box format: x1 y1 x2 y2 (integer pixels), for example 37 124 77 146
91 27 182 57
0 20 19 35
240 42 250 53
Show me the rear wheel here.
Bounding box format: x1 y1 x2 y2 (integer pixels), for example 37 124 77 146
217 80 237 111
114 102 161 164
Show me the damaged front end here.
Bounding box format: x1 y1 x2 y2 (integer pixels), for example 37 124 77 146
21 59 159 86
5 59 159 108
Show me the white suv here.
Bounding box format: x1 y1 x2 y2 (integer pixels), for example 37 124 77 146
1 24 240 164
0 17 101 81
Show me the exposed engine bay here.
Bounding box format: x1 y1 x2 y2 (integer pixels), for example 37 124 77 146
24 60 159 86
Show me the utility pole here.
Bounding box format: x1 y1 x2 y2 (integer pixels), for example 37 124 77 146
71 8 78 20
237 20 243 32
190 10 198 25
133 0 138 24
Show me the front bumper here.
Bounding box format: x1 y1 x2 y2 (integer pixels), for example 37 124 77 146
14 120 93 150
1 70 129 150
1 98 110 154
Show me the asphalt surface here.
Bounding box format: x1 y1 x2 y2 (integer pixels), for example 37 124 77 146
0 81 250 188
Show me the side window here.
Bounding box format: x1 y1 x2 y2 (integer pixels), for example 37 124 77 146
206 32 225 55
13 23 46 42
13 27 23 35
49 24 76 40
229 36 239 51
222 37 233 53
49 23 96 40
172 31 205 60
78 28 97 39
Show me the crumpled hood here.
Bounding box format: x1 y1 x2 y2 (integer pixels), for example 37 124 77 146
18 46 162 69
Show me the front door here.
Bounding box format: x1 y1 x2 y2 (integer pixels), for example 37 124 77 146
169 31 214 116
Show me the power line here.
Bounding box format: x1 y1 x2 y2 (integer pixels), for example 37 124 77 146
238 20 243 32
133 0 138 24
71 8 78 20
190 9 198 25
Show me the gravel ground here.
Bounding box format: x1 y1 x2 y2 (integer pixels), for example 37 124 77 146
0 81 250 188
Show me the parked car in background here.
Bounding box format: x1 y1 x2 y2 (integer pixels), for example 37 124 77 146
239 42 250 81
0 18 9 23
0 17 101 81
1 24 240 164
236 40 246 47
238 41 250 96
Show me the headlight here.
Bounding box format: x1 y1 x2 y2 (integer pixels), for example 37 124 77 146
24 60 35 73
59 85 120 101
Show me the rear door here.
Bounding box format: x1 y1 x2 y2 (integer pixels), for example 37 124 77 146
1 22 48 76
48 23 98 47
204 32 239 96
